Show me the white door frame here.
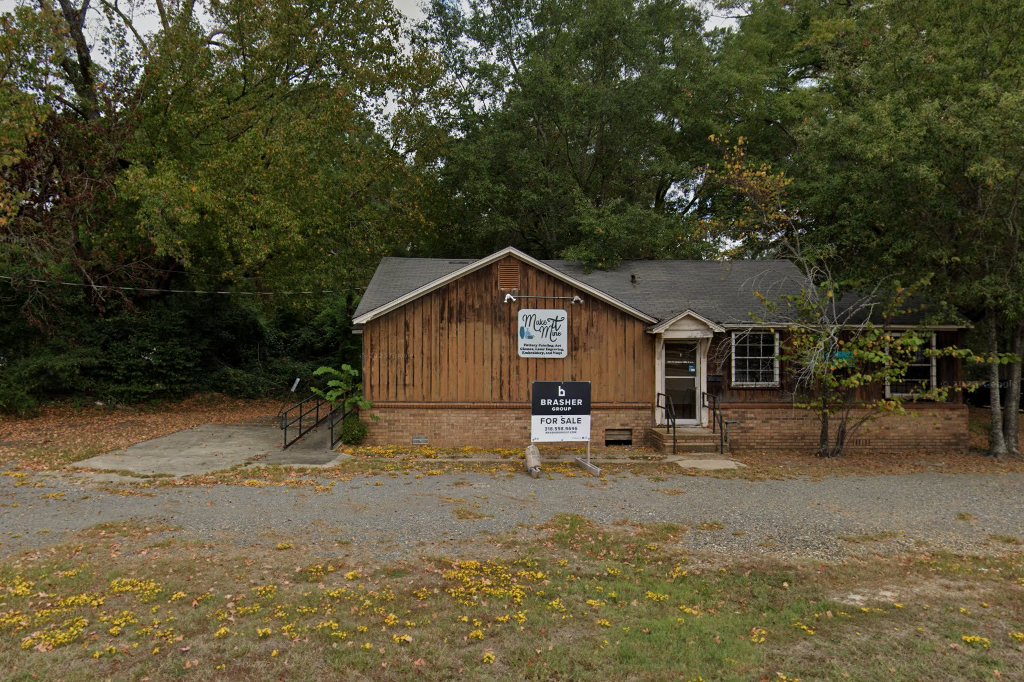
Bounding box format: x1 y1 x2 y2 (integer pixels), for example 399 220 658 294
655 333 710 427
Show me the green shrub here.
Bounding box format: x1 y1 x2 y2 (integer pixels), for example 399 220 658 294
207 366 280 399
0 381 38 416
208 359 318 399
0 284 363 411
340 413 369 445
0 349 98 414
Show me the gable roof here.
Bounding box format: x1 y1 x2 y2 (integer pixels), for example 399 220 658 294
352 247 805 327
352 247 657 325
648 309 727 334
354 246 966 329
354 257 473 320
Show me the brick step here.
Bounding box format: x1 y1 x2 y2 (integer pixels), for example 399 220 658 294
660 434 719 444
646 427 728 455
647 428 719 442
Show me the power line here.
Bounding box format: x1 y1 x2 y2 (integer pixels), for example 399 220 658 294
131 264 305 282
0 274 364 296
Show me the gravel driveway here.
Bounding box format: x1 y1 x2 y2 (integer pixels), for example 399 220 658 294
1 470 1021 562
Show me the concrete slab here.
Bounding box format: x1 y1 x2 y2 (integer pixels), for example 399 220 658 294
71 424 283 477
252 421 353 468
673 458 746 471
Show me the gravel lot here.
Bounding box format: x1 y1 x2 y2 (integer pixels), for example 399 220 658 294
1 470 1021 562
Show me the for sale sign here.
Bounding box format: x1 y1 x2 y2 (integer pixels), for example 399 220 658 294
531 381 591 442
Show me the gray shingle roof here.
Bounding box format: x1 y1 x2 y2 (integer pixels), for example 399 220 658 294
353 253 805 326
546 259 804 325
353 257 474 320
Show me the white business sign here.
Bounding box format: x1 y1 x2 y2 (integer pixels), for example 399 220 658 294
517 309 568 358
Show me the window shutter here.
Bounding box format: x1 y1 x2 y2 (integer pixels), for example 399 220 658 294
498 261 520 290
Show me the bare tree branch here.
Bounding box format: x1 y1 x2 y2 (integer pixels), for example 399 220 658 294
100 0 150 58
154 0 169 31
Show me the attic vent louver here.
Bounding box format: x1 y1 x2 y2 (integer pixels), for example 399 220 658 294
498 261 520 291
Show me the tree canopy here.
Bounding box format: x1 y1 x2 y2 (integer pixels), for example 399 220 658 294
1 0 1021 452
413 0 728 267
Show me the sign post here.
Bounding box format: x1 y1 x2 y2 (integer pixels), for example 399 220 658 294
531 381 599 476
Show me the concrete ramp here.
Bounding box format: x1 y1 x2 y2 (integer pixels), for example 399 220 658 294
252 422 344 467
70 423 339 477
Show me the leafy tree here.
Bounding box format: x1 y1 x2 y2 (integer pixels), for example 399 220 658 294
721 0 1024 456
415 0 727 267
711 139 958 458
119 0 436 293
1 0 437 299
774 278 944 459
0 0 438 411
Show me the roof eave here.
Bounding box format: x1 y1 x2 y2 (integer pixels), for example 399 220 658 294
647 309 726 334
352 247 657 325
719 322 967 330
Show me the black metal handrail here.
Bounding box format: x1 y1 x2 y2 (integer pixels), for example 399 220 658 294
703 393 727 455
279 393 331 449
655 392 677 455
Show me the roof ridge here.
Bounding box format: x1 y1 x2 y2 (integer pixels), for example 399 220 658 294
353 249 806 325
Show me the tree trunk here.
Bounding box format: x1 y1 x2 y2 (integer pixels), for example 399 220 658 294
988 318 1008 458
818 409 830 458
833 415 849 458
1004 322 1023 457
55 0 101 120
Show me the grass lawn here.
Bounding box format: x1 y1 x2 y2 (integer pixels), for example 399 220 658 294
1 515 1021 681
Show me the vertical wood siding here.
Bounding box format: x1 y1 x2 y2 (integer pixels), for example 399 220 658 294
362 257 654 404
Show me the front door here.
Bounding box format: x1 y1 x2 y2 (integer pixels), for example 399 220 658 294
664 341 699 423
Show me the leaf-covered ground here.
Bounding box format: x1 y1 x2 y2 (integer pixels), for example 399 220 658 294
3 396 1021 482
0 395 281 471
0 516 1021 681
1 398 1022 679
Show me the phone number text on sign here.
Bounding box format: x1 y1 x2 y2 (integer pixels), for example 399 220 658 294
531 382 591 443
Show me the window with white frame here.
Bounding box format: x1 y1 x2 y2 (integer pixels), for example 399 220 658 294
731 331 780 387
887 333 937 398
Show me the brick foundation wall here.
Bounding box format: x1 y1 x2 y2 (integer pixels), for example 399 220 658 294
362 403 653 449
720 403 969 456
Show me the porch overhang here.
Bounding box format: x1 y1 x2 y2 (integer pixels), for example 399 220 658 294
648 309 725 335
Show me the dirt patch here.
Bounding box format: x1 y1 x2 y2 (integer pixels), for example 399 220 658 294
728 447 1024 480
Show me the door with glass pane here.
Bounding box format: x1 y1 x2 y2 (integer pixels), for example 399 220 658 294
664 342 698 423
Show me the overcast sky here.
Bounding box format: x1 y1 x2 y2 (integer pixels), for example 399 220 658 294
394 0 425 20
1 1 736 68
0 0 426 26
0 0 743 28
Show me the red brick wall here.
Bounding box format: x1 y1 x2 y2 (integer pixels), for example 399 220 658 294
362 402 969 453
362 403 653 449
720 403 969 456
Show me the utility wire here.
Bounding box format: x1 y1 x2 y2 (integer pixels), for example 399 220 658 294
129 264 305 282
0 274 364 296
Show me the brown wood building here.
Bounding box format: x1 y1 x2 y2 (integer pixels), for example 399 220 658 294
352 247 967 455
